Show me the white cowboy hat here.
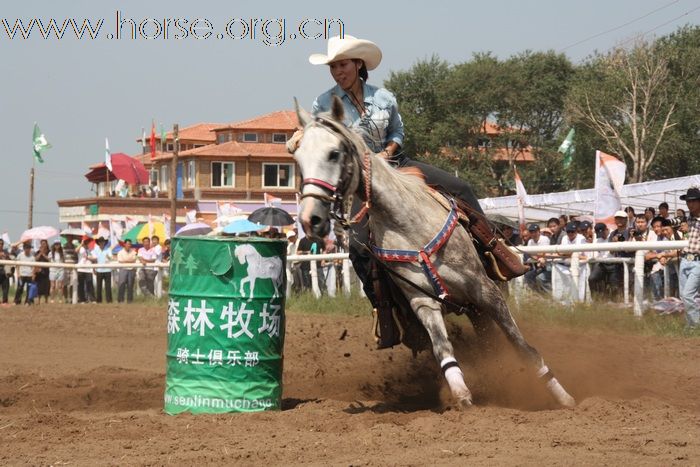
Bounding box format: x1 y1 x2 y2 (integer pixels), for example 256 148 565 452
309 35 382 70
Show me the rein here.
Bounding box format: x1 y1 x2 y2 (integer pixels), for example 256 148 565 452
299 118 372 228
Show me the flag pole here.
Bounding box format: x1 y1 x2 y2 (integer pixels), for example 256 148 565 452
169 124 179 237
28 158 35 229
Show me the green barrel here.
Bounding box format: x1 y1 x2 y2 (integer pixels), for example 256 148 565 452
164 236 286 414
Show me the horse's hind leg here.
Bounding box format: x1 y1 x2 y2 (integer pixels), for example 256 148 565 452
473 283 576 408
464 306 498 351
410 297 472 408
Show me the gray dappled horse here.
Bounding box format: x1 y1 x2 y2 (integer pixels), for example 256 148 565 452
293 96 575 409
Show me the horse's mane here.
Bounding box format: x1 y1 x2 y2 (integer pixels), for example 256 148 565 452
312 113 431 201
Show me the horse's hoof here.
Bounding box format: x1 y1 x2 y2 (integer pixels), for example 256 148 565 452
545 378 576 408
456 396 473 410
559 394 576 409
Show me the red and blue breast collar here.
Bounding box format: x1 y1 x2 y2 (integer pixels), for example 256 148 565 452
372 198 460 299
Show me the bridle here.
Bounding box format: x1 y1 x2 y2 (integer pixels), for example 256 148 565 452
298 117 372 229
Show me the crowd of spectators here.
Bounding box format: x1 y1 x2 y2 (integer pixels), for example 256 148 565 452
505 201 691 304
0 235 170 306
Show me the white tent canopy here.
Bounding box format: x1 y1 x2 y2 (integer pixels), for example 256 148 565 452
480 174 700 223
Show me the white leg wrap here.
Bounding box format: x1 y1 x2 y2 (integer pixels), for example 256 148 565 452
536 365 550 378
444 366 466 389
440 357 471 403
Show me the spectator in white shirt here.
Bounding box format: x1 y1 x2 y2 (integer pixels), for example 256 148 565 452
117 239 138 303
560 222 588 249
524 223 551 294
577 221 593 243
91 237 114 303
151 235 163 263
77 238 96 303
13 243 35 305
137 237 158 296
555 222 590 302
646 216 669 301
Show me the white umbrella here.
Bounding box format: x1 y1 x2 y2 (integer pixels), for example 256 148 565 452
20 226 60 242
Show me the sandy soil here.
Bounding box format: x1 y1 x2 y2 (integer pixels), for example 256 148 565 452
0 303 698 466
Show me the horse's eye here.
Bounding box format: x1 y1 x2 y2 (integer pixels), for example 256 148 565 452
329 150 341 162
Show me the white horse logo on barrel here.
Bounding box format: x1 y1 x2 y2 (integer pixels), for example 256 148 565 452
234 244 284 300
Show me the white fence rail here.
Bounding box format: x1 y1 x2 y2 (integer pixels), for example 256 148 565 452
2 239 688 314
515 240 688 316
0 260 169 304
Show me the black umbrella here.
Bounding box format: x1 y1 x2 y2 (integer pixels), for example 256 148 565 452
248 207 294 226
486 213 518 230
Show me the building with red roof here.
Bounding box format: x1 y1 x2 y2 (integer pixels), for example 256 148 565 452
57 111 300 229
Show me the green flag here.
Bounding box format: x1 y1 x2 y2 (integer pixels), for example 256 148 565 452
558 128 575 168
32 123 52 163
160 124 166 150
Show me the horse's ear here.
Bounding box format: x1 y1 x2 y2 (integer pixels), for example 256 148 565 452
294 97 311 127
331 95 344 122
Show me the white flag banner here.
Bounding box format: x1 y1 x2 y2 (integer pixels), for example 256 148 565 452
97 221 110 240
185 209 197 224
1 232 10 244
81 221 93 236
105 138 112 172
162 214 171 239
125 216 138 231
219 202 242 217
514 167 529 232
264 192 282 207
593 150 626 230
215 201 243 227
110 220 123 244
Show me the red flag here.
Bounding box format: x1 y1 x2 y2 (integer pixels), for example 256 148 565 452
150 120 156 160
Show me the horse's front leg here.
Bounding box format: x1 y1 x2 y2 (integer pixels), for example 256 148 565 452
410 296 472 409
239 278 248 298
248 278 256 300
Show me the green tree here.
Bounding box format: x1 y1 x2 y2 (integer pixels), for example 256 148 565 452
649 25 700 179
384 55 451 156
566 39 680 183
500 50 575 144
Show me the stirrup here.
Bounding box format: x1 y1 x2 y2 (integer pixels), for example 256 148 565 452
483 251 508 281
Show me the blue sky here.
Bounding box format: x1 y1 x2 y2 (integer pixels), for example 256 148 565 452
1 0 697 239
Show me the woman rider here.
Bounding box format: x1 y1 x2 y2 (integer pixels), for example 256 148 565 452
300 35 526 301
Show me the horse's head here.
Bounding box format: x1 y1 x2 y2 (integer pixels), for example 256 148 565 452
293 96 362 238
234 244 250 264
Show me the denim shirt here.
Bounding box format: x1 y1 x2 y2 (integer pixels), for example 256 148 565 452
91 246 113 273
311 80 404 154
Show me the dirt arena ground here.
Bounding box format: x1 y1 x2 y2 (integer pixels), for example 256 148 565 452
0 303 698 466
